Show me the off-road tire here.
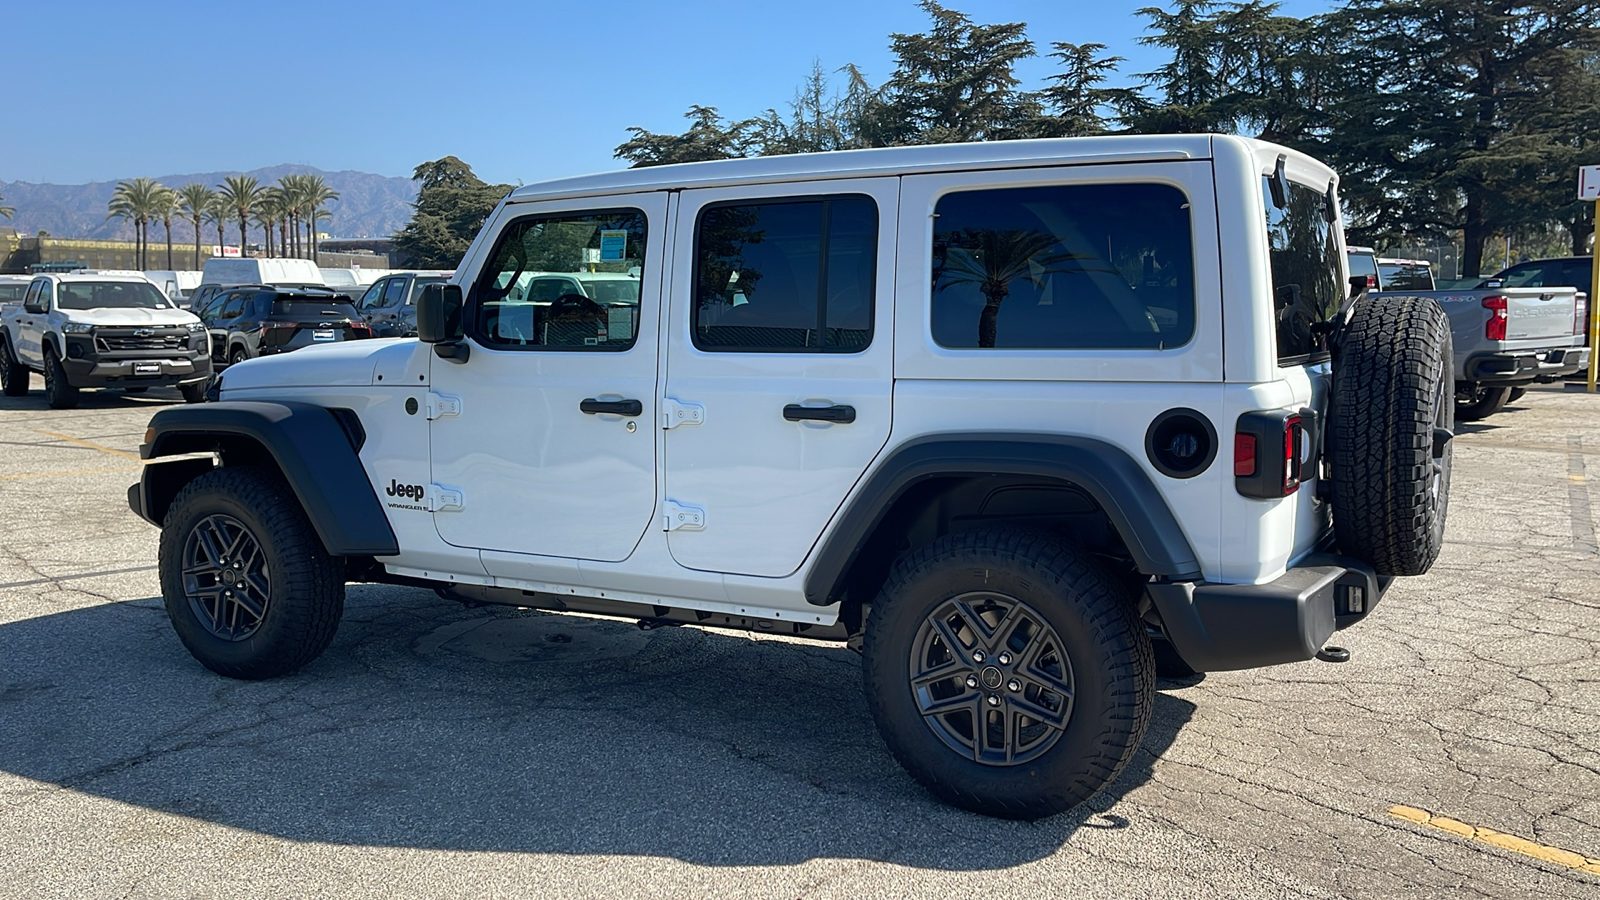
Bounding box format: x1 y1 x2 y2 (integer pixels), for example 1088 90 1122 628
1507 386 1527 402
862 527 1154 820
1456 384 1510 421
43 348 80 409
159 466 344 680
0 337 28 396
1330 296 1453 576
179 381 207 404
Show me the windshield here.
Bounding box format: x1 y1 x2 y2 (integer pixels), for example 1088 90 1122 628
579 277 641 305
1346 251 1378 280
410 277 449 303
56 281 171 310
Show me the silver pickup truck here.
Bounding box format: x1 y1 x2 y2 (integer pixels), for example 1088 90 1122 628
1372 286 1588 420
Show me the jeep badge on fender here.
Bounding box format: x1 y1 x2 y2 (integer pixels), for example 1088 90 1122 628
385 480 424 501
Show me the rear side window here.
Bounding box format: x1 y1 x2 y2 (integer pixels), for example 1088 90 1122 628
1264 179 1343 365
930 183 1195 349
1346 251 1377 284
693 196 877 352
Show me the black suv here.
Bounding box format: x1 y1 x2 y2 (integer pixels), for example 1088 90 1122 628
192 286 371 367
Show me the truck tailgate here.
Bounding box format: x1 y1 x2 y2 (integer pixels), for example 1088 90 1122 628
1502 288 1577 341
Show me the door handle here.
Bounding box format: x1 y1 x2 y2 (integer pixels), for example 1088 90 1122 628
580 398 643 417
783 403 856 424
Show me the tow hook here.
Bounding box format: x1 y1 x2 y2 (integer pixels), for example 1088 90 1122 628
1316 645 1351 663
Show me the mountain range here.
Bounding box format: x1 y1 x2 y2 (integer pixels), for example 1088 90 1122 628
0 165 418 243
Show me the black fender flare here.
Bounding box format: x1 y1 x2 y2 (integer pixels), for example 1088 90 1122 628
802 433 1204 606
130 400 399 556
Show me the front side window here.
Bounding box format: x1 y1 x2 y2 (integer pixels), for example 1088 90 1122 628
1498 262 1556 288
357 280 385 309
473 209 647 350
55 281 169 311
1264 179 1342 365
381 277 407 308
693 196 877 352
931 183 1195 350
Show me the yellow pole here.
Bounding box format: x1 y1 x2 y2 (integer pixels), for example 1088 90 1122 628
1590 197 1600 393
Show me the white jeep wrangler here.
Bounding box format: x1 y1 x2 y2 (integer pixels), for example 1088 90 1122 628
130 135 1453 819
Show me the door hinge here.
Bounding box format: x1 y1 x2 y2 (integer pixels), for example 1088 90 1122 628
427 485 464 513
426 392 462 420
662 501 706 531
661 398 705 429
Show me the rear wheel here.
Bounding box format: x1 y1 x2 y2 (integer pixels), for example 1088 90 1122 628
0 338 28 396
42 348 80 409
1456 384 1511 421
229 347 249 367
159 466 344 680
862 528 1154 819
180 381 207 404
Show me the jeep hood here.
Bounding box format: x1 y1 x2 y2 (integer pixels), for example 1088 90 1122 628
68 307 200 327
222 339 425 390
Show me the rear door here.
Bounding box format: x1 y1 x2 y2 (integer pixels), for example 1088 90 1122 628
661 178 897 577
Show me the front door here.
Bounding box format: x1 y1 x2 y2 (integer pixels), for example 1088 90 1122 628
428 194 664 562
662 179 898 577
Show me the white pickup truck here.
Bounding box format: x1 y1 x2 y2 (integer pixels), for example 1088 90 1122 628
0 272 212 408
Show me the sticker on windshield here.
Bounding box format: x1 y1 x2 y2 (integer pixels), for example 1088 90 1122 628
599 230 629 261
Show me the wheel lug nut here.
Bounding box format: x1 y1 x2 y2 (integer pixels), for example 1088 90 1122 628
973 650 986 663
986 695 1000 707
1007 679 1021 692
998 652 1012 665
965 675 979 688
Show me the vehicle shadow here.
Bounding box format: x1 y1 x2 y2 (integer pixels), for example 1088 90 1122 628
0 586 1196 869
0 380 186 411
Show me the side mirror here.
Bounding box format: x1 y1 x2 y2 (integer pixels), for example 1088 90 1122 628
416 283 468 362
1348 276 1370 300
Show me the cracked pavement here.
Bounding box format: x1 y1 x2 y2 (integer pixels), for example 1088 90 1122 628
1 380 1597 898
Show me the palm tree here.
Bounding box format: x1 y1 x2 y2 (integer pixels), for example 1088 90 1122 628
177 184 215 270
216 175 261 258
253 186 286 258
278 172 312 258
302 175 339 263
204 195 229 258
936 229 1075 348
153 185 179 270
107 177 167 269
0 193 13 220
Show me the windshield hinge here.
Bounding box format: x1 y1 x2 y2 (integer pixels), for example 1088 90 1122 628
661 398 705 429
663 501 705 532
426 392 462 420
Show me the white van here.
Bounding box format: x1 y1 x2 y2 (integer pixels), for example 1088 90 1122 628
200 257 326 288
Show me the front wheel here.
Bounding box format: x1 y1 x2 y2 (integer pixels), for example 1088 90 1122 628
43 348 80 409
862 528 1154 819
0 338 29 396
179 381 207 404
159 466 345 679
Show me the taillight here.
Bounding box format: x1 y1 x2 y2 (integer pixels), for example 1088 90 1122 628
1576 293 1589 337
261 322 296 347
1483 295 1508 341
1365 275 1377 289
1234 434 1257 477
1235 410 1313 499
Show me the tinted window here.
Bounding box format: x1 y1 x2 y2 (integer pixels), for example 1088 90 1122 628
409 277 448 304
357 280 385 309
694 196 876 352
1264 179 1342 365
55 281 170 311
1378 263 1433 291
931 184 1194 349
1346 251 1378 281
219 291 248 320
382 278 407 308
473 209 646 350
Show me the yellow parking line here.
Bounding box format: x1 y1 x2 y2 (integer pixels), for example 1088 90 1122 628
1570 474 1587 483
0 465 142 481
32 430 142 462
1389 805 1600 874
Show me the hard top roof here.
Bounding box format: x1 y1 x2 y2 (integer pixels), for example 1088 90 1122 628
506 134 1308 204
38 272 157 284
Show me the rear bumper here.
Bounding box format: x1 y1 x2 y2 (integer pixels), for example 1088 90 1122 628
1466 346 1588 384
1146 554 1387 673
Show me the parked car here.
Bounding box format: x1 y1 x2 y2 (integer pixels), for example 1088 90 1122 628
191 285 371 368
355 270 455 337
1347 245 1380 290
0 273 210 407
0 274 31 305
132 134 1455 820
1377 257 1435 291
1481 255 1594 293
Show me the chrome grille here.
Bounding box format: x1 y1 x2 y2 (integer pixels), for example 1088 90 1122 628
94 327 187 352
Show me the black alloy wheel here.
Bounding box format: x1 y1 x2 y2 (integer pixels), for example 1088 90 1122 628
908 592 1074 766
0 339 28 396
180 513 271 641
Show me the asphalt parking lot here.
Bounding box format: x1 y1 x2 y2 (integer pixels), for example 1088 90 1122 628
1 378 1598 899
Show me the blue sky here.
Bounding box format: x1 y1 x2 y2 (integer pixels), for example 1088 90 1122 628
5 0 1335 187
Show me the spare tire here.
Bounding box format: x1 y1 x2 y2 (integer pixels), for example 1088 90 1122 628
1329 296 1453 576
